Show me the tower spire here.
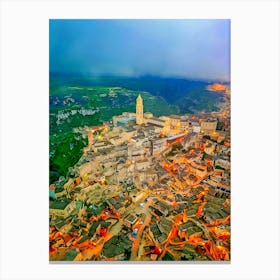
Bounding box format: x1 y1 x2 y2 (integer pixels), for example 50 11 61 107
136 94 144 125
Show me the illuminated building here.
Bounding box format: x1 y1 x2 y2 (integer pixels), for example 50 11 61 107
191 122 201 133
201 119 218 135
87 130 93 146
144 112 153 119
146 117 165 127
169 115 181 129
180 119 189 131
112 112 136 126
151 137 167 155
124 213 138 228
215 158 230 170
49 199 77 218
136 94 144 125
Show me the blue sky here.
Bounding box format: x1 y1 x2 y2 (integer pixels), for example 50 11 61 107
50 19 230 81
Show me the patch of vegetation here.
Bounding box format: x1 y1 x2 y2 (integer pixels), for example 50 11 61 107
49 133 87 183
214 165 225 170
162 251 175 261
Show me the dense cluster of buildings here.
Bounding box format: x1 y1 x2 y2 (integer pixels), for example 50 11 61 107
49 88 231 261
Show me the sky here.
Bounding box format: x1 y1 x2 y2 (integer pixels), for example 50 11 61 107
50 19 230 81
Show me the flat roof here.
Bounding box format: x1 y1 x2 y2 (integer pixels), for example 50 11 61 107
117 117 136 124
148 117 165 123
150 223 161 237
64 249 79 261
169 115 181 119
124 214 137 223
102 235 132 258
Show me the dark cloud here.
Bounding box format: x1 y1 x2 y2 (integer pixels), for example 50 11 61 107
50 19 230 81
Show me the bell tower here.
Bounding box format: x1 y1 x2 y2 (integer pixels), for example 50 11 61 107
136 94 144 125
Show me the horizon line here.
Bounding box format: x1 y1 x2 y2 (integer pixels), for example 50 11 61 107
49 72 230 83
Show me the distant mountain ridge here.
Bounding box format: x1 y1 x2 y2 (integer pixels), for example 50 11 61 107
50 74 229 114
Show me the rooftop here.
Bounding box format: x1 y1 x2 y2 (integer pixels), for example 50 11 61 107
50 199 72 210
158 217 173 233
102 235 132 258
179 221 203 235
63 249 79 261
124 214 138 224
150 223 161 238
148 117 165 123
169 115 181 119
